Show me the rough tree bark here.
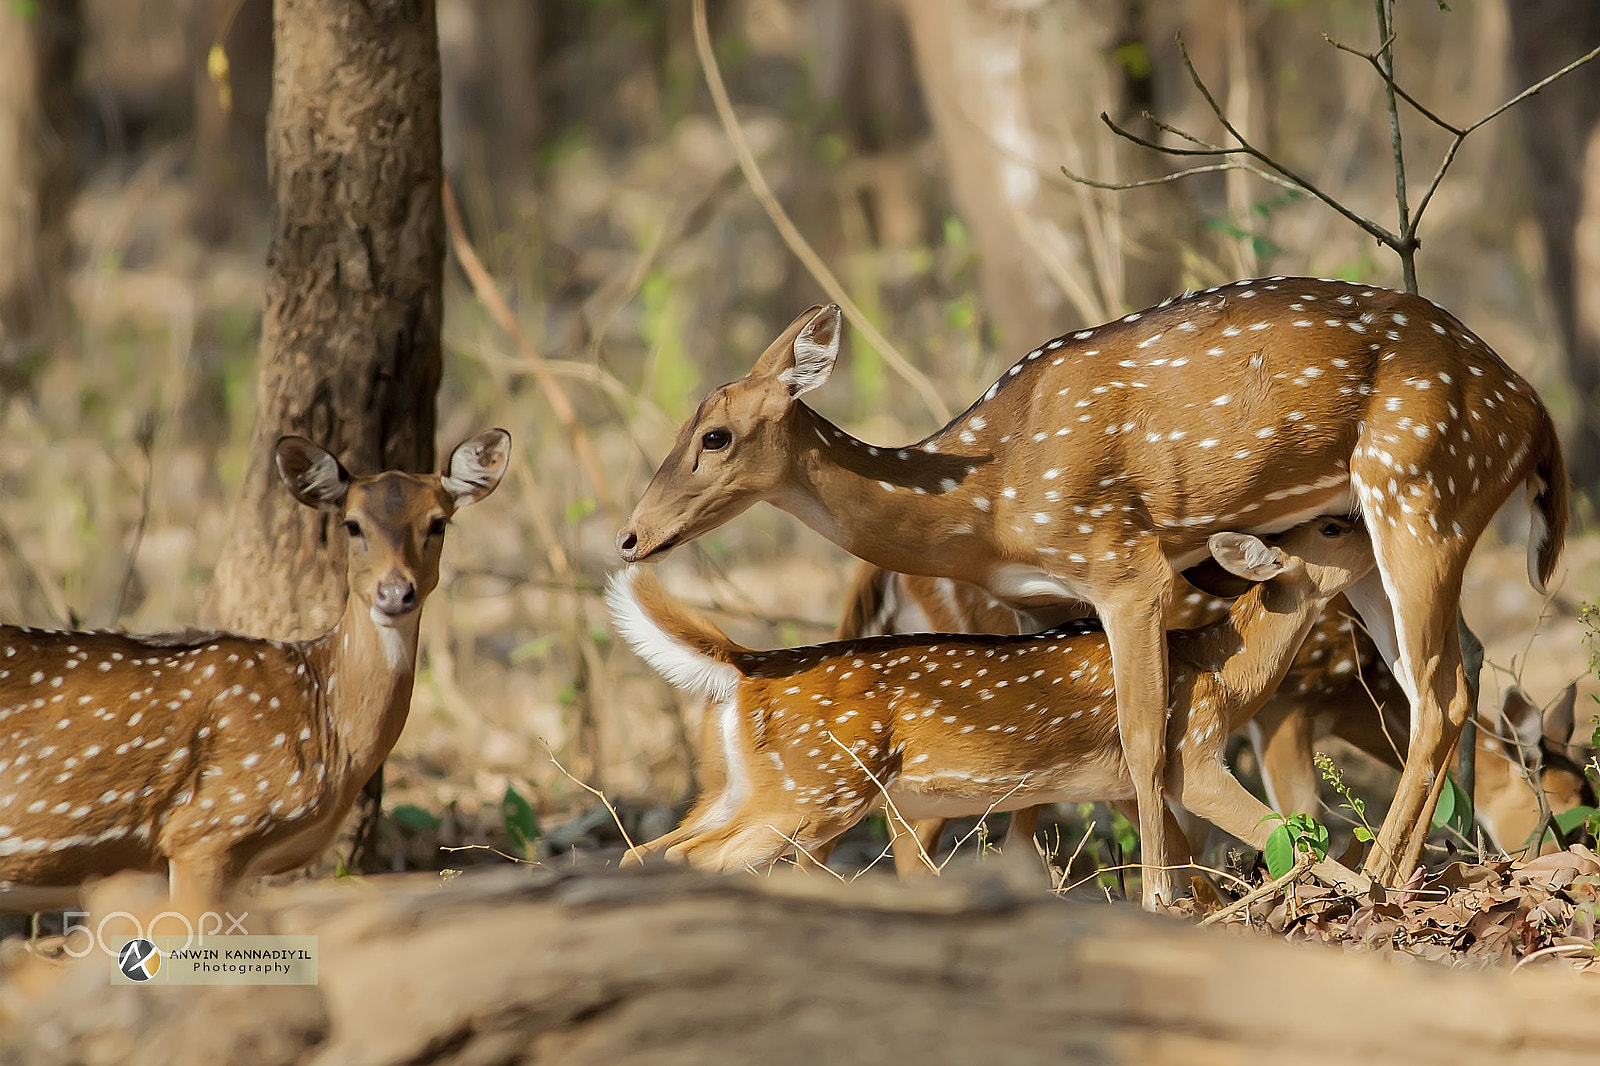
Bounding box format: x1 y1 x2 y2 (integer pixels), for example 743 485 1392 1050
1507 0 1600 498
0 0 79 361
203 0 445 639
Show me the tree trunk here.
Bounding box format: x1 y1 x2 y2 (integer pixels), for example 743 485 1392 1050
203 0 444 640
0 0 79 362
895 0 1180 350
188 0 274 243
1507 0 1600 498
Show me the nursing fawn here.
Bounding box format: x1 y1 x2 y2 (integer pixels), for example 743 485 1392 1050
849 566 1593 861
617 279 1569 905
609 517 1372 885
0 430 510 910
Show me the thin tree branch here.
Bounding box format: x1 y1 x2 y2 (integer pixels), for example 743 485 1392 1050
1410 42 1600 249
690 0 950 424
1062 159 1302 195
1464 42 1600 137
442 179 621 523
1326 33 1463 136
1099 39 1404 252
1371 0 1417 291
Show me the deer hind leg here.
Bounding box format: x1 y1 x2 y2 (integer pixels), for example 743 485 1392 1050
1354 522 1473 885
665 807 853 873
1247 699 1322 816
1098 553 1177 910
889 818 946 877
1004 806 1041 856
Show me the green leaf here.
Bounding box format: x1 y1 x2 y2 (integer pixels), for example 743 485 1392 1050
1111 42 1151 79
1353 827 1374 843
564 497 597 525
1263 823 1297 879
1288 813 1330 860
501 785 541 857
1431 774 1456 830
390 804 441 832
1554 805 1600 836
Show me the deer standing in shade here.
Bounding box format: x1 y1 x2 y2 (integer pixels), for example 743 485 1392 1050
0 430 510 910
616 278 1568 906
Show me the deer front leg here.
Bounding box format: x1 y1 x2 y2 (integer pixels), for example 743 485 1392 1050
1169 750 1370 895
1099 558 1177 910
167 853 236 913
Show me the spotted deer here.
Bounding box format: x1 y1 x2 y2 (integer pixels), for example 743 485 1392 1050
609 518 1378 889
846 565 1593 862
0 430 511 911
617 277 1569 906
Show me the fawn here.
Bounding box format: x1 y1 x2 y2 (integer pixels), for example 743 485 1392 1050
0 430 510 910
617 279 1569 905
609 517 1373 883
844 566 1593 863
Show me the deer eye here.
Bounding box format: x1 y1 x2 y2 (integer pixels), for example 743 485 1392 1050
701 428 731 451
1320 521 1345 537
343 519 363 538
427 516 449 537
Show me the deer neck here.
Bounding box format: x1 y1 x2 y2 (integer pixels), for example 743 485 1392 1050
772 405 1001 583
1201 578 1330 729
302 601 420 800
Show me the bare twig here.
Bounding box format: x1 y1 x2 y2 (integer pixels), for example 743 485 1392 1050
112 415 157 625
542 741 643 864
824 732 938 874
1197 850 1315 928
1058 859 1252 898
689 0 950 423
1511 942 1597 973
442 178 621 522
440 842 541 867
1061 160 1301 195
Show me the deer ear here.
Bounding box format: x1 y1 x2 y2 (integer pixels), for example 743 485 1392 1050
1544 683 1578 747
778 304 841 398
442 428 511 507
1207 533 1285 582
1498 687 1546 763
275 436 351 511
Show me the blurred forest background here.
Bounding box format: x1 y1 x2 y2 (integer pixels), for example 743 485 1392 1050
0 0 1595 866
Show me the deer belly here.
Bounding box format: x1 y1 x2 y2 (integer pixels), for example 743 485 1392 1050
0 817 163 888
885 749 1132 821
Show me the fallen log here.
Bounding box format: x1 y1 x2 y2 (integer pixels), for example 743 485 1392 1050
2 861 1597 1066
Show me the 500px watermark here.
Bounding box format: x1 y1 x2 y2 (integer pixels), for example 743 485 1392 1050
51 908 252 960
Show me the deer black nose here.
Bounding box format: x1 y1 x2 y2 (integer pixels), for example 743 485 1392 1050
374 579 418 617
617 528 640 561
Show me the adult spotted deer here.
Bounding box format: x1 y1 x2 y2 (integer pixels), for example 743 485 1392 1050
0 430 510 911
610 517 1377 883
617 278 1569 906
848 565 1592 862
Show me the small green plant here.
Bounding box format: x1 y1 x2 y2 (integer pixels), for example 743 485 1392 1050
501 784 542 860
390 804 442 833
1315 752 1379 845
1257 811 1330 879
